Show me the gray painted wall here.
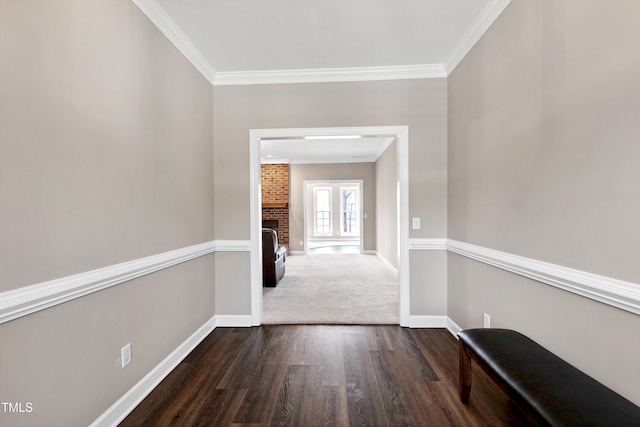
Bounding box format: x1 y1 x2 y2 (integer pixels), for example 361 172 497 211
213 79 448 316
448 1 640 405
0 1 215 424
375 140 398 268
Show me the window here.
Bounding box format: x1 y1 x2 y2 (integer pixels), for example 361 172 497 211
340 186 359 236
313 187 332 235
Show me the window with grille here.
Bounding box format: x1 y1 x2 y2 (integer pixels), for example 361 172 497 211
340 187 359 236
313 187 332 235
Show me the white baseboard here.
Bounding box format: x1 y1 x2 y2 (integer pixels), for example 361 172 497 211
214 315 253 327
408 315 448 328
90 316 216 427
374 251 398 274
446 317 463 338
409 316 463 339
289 250 306 255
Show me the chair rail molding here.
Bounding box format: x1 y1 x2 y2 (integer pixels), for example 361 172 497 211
409 238 447 251
447 239 640 316
0 240 250 325
214 240 252 252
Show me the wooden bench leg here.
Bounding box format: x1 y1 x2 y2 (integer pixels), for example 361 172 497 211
459 340 472 402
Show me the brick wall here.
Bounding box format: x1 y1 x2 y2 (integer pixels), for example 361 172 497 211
261 164 289 247
261 164 289 204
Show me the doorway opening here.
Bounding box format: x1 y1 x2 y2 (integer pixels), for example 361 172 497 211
250 126 410 326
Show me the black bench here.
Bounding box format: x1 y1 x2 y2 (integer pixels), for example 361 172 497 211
458 328 640 426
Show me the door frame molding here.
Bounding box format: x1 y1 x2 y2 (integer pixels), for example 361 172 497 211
249 126 410 326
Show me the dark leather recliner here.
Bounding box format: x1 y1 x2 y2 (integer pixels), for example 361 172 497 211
262 228 286 287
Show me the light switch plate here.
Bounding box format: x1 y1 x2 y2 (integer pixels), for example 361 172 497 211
121 343 132 368
412 217 420 229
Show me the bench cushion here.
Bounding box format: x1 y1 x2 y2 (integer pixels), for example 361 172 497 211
458 329 640 427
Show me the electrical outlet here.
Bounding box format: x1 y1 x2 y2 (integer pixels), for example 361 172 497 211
483 313 491 328
300 241 303 246
121 343 132 368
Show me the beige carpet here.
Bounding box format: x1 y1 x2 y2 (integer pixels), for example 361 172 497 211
262 253 398 324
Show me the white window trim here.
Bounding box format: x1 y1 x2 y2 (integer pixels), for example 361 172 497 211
313 186 333 236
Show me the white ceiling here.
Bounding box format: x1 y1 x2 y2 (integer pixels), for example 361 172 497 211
155 0 490 73
138 0 509 162
261 137 395 164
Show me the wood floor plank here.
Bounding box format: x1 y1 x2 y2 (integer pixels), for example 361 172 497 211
230 328 292 425
383 326 439 382
121 326 531 427
409 328 459 382
315 326 347 387
342 331 392 426
411 379 484 427
317 385 349 427
272 364 317 426
196 388 247 426
216 327 278 390
119 363 194 427
368 349 416 426
286 325 319 366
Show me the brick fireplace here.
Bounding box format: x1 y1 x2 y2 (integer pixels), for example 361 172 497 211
261 164 289 247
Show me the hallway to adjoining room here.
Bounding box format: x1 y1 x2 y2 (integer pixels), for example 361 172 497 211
5 2 640 425
262 253 398 324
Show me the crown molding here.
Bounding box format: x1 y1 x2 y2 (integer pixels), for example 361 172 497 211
213 64 447 86
444 0 512 75
131 0 511 86
131 0 216 85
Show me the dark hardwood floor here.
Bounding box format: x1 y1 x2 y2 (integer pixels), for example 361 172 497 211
121 325 531 427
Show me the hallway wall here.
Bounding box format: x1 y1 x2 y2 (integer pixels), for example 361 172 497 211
448 0 640 405
0 1 215 424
